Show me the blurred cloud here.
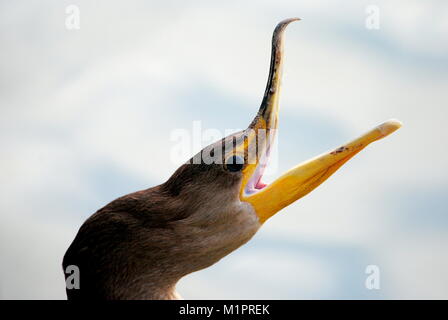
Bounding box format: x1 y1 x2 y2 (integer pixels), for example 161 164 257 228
0 0 447 299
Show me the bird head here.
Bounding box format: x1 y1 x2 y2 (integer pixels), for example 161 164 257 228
165 17 401 226
156 18 401 278
64 18 401 299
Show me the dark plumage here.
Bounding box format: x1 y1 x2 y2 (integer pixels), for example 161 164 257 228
64 132 256 299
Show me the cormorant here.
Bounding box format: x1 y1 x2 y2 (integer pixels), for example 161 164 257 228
63 18 401 300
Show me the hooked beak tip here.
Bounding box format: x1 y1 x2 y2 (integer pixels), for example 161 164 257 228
377 119 403 138
284 17 301 23
275 18 301 31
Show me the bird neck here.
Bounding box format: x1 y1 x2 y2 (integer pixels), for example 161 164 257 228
113 271 183 300
138 282 182 300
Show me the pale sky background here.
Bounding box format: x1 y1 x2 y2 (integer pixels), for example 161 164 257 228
0 0 447 299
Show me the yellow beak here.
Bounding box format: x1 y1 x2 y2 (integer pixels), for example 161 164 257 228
242 120 402 223
238 18 402 223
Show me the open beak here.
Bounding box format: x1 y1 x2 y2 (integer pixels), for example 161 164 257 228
242 119 402 223
239 18 402 223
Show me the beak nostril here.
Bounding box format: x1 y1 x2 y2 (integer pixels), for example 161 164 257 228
330 146 349 155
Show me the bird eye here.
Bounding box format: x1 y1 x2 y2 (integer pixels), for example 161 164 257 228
224 155 244 172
